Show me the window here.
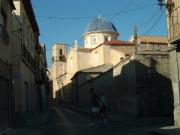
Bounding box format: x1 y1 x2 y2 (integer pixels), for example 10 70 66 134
0 8 9 44
60 49 63 55
70 57 73 68
85 39 87 45
1 9 7 29
104 36 108 42
104 36 111 41
91 36 97 44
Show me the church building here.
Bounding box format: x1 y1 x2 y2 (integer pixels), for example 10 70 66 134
52 16 168 99
52 16 135 98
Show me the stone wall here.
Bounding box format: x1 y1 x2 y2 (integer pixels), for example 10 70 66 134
62 54 173 118
63 57 138 117
136 54 173 117
169 50 180 126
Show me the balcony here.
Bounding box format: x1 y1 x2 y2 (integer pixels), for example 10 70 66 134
0 24 9 44
52 55 66 63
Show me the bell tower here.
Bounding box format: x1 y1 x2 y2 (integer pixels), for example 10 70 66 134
51 43 67 98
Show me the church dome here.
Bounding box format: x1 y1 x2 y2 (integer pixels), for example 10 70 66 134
84 16 118 35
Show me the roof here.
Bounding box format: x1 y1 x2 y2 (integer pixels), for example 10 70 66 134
76 40 134 53
72 57 133 81
80 64 113 73
72 63 113 80
22 0 39 35
138 36 168 44
84 16 118 35
104 40 134 46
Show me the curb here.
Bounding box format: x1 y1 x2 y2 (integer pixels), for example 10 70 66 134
24 110 49 127
0 128 14 135
149 131 165 135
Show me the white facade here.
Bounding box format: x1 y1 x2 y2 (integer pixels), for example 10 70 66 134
83 32 118 48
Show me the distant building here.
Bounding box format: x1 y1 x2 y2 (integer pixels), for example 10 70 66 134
129 35 169 54
51 44 67 98
52 16 170 100
51 16 135 99
36 44 49 111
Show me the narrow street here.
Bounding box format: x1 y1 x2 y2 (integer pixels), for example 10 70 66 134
7 107 156 135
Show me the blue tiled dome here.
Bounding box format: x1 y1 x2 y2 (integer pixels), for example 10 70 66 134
84 16 118 35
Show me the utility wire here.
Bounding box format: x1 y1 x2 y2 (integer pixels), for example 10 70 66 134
111 0 133 19
122 3 157 13
37 16 95 20
36 2 156 21
137 8 160 28
142 8 166 35
111 2 157 20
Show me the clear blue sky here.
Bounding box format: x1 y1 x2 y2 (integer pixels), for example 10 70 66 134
31 0 167 67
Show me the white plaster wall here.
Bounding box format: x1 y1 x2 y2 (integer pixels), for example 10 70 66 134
84 32 118 49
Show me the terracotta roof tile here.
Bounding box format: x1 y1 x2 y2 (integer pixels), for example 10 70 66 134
80 64 113 73
138 36 168 44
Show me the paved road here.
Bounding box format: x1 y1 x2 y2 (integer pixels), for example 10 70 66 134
8 107 153 135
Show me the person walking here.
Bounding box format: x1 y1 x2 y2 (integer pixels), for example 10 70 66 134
90 88 99 121
99 93 107 122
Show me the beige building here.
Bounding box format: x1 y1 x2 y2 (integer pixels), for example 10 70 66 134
52 16 135 98
36 44 48 111
52 16 170 99
0 0 15 129
129 35 169 53
12 0 40 124
51 43 67 98
165 0 180 126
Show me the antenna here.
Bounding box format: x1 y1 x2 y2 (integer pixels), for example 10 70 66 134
157 0 165 10
157 0 174 13
134 26 138 54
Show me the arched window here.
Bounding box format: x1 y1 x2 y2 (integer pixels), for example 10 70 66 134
60 49 63 55
70 57 73 68
91 36 97 44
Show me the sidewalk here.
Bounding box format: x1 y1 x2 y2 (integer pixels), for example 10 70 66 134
0 110 49 135
25 110 49 127
0 128 14 135
149 126 180 135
